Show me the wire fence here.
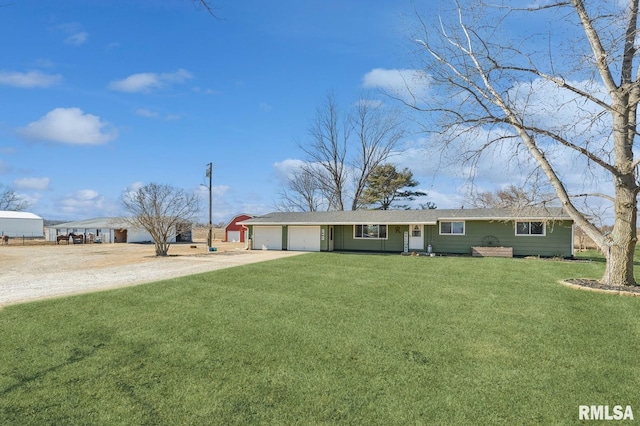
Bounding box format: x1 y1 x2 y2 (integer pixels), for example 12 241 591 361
1 234 47 245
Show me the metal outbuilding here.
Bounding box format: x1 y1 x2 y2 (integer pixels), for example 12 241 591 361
47 217 192 244
0 210 44 238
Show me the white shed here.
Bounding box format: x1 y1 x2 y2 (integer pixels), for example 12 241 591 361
0 211 44 238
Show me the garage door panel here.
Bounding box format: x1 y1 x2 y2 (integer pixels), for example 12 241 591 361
227 230 241 242
288 226 320 252
253 226 282 250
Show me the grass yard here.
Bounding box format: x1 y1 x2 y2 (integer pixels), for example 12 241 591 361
0 252 639 424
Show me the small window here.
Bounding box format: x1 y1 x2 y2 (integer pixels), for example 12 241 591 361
412 225 421 237
516 221 545 236
440 221 465 235
354 224 387 239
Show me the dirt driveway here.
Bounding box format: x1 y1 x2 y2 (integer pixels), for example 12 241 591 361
0 242 304 307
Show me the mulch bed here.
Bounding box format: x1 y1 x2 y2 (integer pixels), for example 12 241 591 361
562 278 640 296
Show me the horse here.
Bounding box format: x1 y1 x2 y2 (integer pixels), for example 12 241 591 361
2 235 8 245
70 232 84 244
56 234 70 244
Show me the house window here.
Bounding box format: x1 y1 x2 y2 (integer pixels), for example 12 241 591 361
412 225 421 237
516 221 545 236
439 221 465 235
354 224 387 239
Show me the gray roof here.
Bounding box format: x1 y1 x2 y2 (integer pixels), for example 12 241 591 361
49 217 130 229
239 208 572 226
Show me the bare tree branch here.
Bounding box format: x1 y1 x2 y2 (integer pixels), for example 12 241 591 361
287 92 407 211
122 183 200 256
191 0 220 18
0 184 29 211
410 0 640 286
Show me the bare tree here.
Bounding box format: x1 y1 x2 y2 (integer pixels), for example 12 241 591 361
298 93 349 210
0 184 29 211
469 184 556 210
277 165 324 212
349 99 406 210
291 92 406 211
122 183 200 256
410 0 640 286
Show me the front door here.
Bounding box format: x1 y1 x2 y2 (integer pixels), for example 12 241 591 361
409 224 424 250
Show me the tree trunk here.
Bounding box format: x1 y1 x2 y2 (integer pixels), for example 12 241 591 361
603 177 637 286
155 242 170 256
602 96 639 286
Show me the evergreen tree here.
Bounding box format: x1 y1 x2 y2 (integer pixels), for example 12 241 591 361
362 164 428 210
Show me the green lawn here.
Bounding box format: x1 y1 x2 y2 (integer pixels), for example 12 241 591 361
1 253 639 425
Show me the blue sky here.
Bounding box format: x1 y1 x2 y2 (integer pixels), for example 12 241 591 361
2 0 435 223
0 0 614 224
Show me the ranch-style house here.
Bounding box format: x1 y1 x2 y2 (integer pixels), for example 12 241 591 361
239 208 574 257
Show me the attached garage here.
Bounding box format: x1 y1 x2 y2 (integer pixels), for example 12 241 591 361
252 226 282 250
288 226 321 251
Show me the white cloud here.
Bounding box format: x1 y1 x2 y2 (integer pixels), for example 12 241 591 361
121 181 144 202
273 158 306 182
14 177 50 191
134 108 182 121
192 86 218 95
108 69 193 93
362 68 430 104
0 70 62 88
18 107 118 145
56 23 88 46
196 183 230 199
17 192 42 208
134 108 160 118
0 160 11 174
65 31 88 46
58 189 109 216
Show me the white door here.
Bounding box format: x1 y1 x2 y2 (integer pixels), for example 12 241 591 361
253 226 282 250
288 226 321 251
227 230 241 242
409 224 424 250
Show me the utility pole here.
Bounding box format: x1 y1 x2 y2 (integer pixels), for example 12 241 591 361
206 162 212 248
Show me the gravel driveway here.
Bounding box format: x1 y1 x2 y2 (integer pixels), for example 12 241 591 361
0 242 304 307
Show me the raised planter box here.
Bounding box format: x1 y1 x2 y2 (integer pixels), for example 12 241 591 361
471 246 513 258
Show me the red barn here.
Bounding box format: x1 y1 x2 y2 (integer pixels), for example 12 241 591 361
225 213 254 242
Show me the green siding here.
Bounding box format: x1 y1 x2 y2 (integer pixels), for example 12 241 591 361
321 225 330 251
248 221 573 256
282 226 288 250
427 220 573 257
333 225 407 252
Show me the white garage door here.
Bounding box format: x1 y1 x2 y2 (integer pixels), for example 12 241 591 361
253 226 282 250
288 226 321 252
227 230 241 242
